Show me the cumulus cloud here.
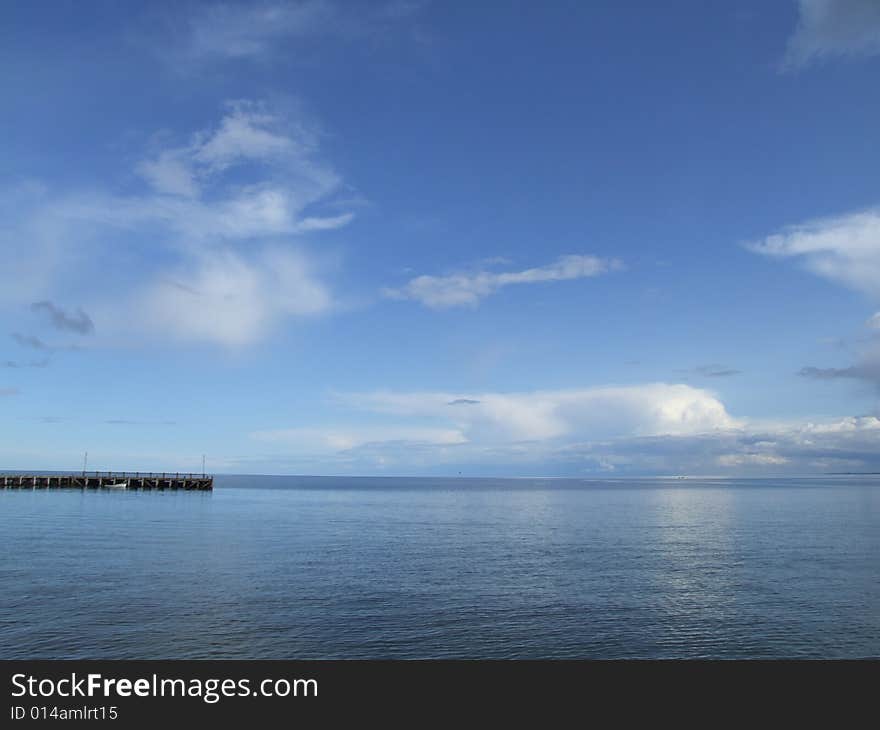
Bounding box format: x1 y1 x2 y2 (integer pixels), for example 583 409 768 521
249 383 745 473
383 255 622 309
784 0 880 69
584 416 880 474
31 301 94 335
749 206 880 299
247 383 880 474
338 384 738 443
803 414 880 432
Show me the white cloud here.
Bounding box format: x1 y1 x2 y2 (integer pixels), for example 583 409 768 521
338 383 738 443
749 206 880 299
0 182 73 308
244 382 880 474
598 415 880 473
187 1 337 59
126 101 349 238
246 383 743 473
752 207 880 393
252 425 466 452
717 453 790 467
383 255 622 309
800 414 880 433
784 0 880 69
140 248 332 347
136 151 199 198
53 185 346 243
178 0 425 62
191 105 299 168
1 102 351 347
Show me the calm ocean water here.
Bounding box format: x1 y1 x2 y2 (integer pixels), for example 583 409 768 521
1 476 878 659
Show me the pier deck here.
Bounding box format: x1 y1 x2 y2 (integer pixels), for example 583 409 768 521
1 472 213 490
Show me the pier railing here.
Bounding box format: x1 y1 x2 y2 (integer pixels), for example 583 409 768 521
74 471 212 479
1 472 213 491
0 471 212 479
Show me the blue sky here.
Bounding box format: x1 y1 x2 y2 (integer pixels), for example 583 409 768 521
2 0 880 476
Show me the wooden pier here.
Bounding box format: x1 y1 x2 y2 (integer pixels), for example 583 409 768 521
1 472 213 491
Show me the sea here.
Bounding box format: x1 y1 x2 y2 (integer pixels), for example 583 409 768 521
1 475 878 659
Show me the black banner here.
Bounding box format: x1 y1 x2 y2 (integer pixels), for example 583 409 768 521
2 660 876 724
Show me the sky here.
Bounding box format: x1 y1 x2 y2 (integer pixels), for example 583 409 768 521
2 0 880 476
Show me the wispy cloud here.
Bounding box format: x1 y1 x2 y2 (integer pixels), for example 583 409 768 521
799 332 880 389
139 247 333 346
800 364 878 381
51 100 353 244
3 101 351 348
11 333 49 351
31 301 94 335
752 207 880 398
783 0 880 69
0 387 20 397
176 0 426 62
252 425 466 452
185 0 336 59
126 100 352 238
748 206 880 299
716 453 790 467
105 419 177 426
693 364 742 378
383 255 622 309
3 358 50 369
10 332 80 353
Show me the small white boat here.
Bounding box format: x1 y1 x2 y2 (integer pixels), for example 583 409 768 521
105 481 128 489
